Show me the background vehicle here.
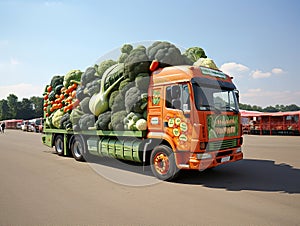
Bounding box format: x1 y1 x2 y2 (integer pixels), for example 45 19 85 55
42 42 243 180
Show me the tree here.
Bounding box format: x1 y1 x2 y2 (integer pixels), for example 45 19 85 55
7 94 18 119
0 99 10 120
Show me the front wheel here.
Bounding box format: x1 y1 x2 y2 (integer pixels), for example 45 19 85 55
150 145 179 181
54 135 64 156
70 135 86 162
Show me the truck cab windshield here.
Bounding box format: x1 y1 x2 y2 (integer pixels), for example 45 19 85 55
193 84 239 113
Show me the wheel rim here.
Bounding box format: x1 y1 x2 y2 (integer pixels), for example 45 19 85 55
153 152 170 175
55 139 63 154
73 141 83 158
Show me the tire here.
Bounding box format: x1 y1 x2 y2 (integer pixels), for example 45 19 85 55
54 135 64 156
150 145 179 181
70 135 86 162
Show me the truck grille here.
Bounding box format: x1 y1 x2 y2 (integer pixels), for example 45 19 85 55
207 139 237 151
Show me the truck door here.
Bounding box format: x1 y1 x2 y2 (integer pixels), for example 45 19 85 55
163 83 192 151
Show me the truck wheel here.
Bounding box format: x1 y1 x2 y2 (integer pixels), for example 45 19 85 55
54 135 64 156
150 145 179 181
70 135 86 162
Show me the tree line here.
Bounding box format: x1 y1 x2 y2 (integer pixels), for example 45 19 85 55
0 94 43 121
239 103 300 112
0 93 299 121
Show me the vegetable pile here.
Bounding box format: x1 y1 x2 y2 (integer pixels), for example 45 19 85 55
43 41 216 132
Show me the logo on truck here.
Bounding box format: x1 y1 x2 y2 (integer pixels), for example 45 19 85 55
207 115 238 139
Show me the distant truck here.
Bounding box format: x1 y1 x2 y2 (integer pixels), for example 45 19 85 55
42 42 243 181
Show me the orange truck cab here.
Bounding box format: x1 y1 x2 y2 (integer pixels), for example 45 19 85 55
146 65 243 180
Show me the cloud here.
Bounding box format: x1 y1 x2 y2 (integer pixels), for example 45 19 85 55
251 70 272 79
219 62 249 77
10 57 20 65
272 68 284 74
0 83 44 100
251 67 285 79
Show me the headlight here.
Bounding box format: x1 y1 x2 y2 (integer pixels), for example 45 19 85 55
196 153 212 160
236 147 242 153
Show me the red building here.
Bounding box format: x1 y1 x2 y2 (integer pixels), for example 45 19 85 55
241 110 300 135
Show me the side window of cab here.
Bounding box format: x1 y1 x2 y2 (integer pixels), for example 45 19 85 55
165 84 190 111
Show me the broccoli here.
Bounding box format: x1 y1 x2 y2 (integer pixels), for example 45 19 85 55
84 79 101 97
125 87 147 114
75 85 88 101
124 45 150 81
80 97 91 114
118 79 135 96
95 111 111 130
121 44 133 54
118 53 129 63
96 60 117 78
111 92 126 113
81 66 97 86
147 41 187 67
78 114 95 130
63 69 82 88
109 90 119 109
123 112 142 131
50 75 64 89
70 108 85 125
135 73 150 92
110 110 127 131
183 47 207 63
60 112 72 130
118 44 133 63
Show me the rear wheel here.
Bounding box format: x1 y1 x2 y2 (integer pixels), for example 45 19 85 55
54 135 64 156
70 135 86 162
150 145 179 181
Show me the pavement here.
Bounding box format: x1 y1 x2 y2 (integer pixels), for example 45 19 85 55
0 130 299 225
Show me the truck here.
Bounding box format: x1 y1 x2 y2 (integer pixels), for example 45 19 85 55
42 42 243 181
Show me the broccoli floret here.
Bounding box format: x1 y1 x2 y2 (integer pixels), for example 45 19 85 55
125 87 141 113
147 41 187 67
63 69 82 88
109 90 119 109
80 97 91 114
183 47 207 63
81 66 97 86
78 114 95 130
84 79 101 97
96 60 117 78
95 111 111 130
118 53 129 63
125 87 147 114
111 92 126 113
60 112 72 130
119 79 135 96
121 44 133 54
70 108 85 125
124 45 150 81
110 110 127 131
135 73 150 92
75 85 88 101
50 75 64 88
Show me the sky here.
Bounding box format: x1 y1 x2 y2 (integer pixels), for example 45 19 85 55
0 0 299 107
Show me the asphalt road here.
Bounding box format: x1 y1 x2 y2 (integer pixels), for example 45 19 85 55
0 130 299 226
